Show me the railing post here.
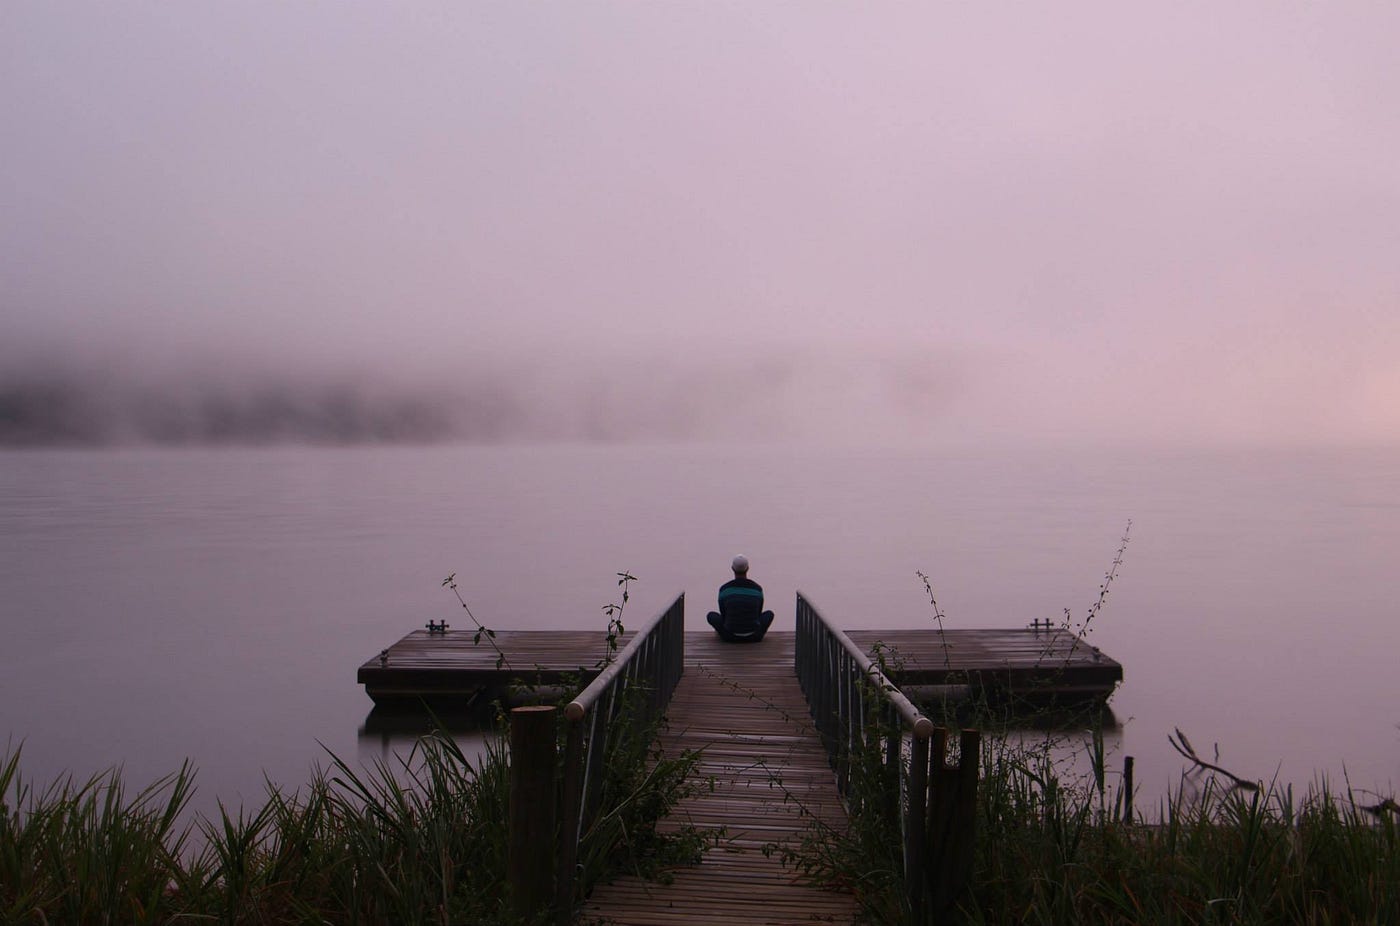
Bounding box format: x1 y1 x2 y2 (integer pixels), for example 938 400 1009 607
937 728 979 916
926 728 979 917
906 731 930 923
556 719 585 925
553 594 686 925
794 591 971 925
844 653 858 790
825 631 839 761
509 705 557 923
954 730 979 879
836 651 850 794
883 704 900 826
580 692 610 829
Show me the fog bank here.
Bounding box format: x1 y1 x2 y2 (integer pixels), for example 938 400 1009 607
5 3 1400 448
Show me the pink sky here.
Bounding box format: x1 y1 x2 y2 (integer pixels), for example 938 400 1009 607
3 2 1398 445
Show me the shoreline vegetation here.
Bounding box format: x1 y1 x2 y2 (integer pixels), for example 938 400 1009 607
0 574 716 925
4 724 1395 925
5 556 1394 923
0 716 709 926
778 698 1400 925
764 527 1389 924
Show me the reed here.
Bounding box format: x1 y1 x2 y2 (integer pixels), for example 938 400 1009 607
779 707 1399 925
963 754 1399 925
0 749 196 925
0 712 706 925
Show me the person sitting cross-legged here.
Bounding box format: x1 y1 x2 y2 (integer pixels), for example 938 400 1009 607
706 554 775 643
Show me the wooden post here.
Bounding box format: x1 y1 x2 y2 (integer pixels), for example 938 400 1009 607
926 728 978 917
509 705 557 923
1123 755 1135 825
925 728 952 913
906 732 930 924
948 728 980 906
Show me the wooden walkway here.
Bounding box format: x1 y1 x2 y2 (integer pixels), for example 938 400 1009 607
581 632 858 926
357 623 1126 923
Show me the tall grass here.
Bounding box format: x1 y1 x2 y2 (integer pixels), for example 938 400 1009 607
965 751 1399 925
780 705 1400 925
0 712 708 925
0 750 196 925
786 530 1397 923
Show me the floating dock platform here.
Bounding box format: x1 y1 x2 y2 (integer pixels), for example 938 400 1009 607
358 626 1121 708
846 627 1122 705
357 629 635 707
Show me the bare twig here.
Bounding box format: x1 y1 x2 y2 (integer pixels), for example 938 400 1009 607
915 570 953 669
1065 519 1132 663
1168 727 1259 792
1362 797 1399 818
441 573 512 671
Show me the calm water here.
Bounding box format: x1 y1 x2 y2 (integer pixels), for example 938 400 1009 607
2 443 1398 814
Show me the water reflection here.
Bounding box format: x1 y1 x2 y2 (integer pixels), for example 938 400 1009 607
1003 704 1122 735
356 705 497 768
913 699 1128 795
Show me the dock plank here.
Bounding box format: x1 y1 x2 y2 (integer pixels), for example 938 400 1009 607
357 630 634 702
845 627 1122 697
581 633 857 925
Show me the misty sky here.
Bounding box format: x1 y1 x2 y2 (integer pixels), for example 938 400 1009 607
4 2 1399 445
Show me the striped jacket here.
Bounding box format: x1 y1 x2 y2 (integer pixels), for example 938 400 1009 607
717 577 766 635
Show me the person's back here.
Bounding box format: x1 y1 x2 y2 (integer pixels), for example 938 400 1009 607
707 554 775 643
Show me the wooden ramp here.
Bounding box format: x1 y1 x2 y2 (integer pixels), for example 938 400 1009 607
581 632 857 925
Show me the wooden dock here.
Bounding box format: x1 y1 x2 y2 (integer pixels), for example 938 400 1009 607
359 626 1121 708
845 627 1122 704
356 623 1122 922
580 632 858 925
357 629 635 706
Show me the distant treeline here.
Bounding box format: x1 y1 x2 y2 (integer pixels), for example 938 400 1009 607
0 372 520 446
2 350 949 446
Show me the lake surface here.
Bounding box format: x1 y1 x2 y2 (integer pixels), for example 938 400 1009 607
1 443 1397 815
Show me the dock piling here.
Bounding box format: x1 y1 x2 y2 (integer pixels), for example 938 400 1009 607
1123 755 1135 825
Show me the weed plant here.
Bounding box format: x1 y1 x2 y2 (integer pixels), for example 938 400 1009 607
964 751 1399 925
0 569 707 924
779 687 1399 925
0 733 519 925
0 710 707 925
570 692 715 892
783 525 1398 924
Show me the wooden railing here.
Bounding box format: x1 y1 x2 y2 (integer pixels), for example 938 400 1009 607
794 592 979 922
550 592 685 923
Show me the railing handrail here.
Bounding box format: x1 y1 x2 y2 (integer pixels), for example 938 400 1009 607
796 590 934 738
564 593 679 721
795 590 982 922
555 592 685 925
